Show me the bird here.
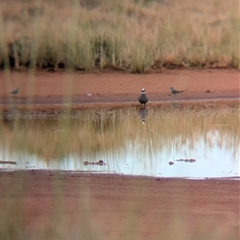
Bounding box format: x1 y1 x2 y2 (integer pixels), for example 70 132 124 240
170 87 184 95
10 87 19 96
138 88 148 106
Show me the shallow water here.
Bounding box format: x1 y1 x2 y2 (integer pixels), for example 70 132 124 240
1 106 239 178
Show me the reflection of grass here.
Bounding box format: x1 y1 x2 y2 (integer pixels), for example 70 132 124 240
1 0 239 71
1 105 239 162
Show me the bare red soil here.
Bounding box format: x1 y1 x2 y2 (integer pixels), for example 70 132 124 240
1 171 239 240
1 69 239 106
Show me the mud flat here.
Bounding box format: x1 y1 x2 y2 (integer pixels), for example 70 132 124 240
1 70 239 107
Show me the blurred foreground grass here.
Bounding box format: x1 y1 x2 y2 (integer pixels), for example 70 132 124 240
1 0 239 72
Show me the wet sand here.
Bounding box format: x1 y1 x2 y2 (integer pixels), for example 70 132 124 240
1 69 239 239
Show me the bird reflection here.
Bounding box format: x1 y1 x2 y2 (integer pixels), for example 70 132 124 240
139 107 148 124
2 107 19 122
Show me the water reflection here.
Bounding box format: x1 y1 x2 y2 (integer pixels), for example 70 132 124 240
1 106 239 178
139 107 148 124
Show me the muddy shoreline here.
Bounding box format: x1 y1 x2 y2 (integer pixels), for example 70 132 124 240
1 69 239 105
1 98 238 121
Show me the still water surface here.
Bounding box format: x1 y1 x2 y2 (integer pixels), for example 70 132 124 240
1 106 239 178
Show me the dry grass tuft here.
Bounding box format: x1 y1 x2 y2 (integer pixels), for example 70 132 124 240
1 0 239 72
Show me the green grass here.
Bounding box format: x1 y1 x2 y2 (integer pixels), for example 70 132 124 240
1 0 239 72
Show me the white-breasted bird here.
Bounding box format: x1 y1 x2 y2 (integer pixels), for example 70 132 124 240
138 88 148 106
170 87 184 95
10 87 20 96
